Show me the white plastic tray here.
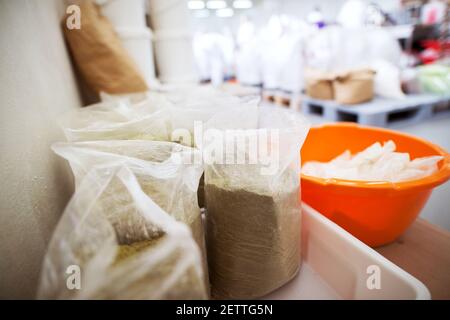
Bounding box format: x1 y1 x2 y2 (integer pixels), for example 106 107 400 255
264 203 431 300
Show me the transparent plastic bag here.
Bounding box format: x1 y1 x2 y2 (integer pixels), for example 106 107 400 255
166 87 259 147
38 166 208 299
51 140 208 287
59 98 171 142
204 108 310 299
78 87 260 147
371 59 404 99
418 64 450 95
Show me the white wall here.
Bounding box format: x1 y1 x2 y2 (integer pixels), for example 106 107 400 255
190 0 403 33
0 0 82 298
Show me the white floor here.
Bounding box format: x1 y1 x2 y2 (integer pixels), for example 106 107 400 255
263 101 450 231
398 116 450 231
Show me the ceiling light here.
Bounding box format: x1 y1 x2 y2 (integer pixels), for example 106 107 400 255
188 0 205 10
216 8 234 18
233 0 253 9
207 0 227 10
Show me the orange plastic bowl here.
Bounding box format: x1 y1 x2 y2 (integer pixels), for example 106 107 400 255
300 123 450 247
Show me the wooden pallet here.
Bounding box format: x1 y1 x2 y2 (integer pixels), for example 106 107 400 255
262 89 303 110
262 89 276 103
302 94 450 127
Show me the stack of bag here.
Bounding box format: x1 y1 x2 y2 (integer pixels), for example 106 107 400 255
38 89 212 299
305 25 405 104
38 86 310 300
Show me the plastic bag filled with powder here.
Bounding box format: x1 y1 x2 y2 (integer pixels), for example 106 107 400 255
166 86 259 147
162 86 259 207
302 140 443 182
38 166 208 299
59 97 171 142
51 140 209 290
204 108 310 299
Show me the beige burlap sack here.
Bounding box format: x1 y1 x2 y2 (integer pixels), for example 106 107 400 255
51 140 209 292
62 0 148 94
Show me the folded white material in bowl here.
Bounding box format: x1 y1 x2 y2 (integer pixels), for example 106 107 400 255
302 140 443 182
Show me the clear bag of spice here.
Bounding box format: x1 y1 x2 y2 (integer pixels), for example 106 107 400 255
38 166 208 299
203 108 310 299
52 140 209 289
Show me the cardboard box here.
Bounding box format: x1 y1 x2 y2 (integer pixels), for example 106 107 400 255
305 69 335 100
333 69 375 105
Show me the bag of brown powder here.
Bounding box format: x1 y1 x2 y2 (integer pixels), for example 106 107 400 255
305 69 335 100
51 140 208 289
59 98 171 142
38 166 207 299
203 108 310 299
